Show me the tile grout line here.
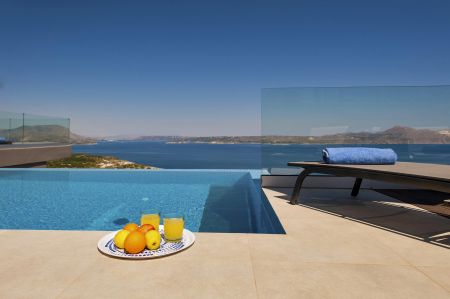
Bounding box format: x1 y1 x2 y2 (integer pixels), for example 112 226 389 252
244 247 445 268
407 266 450 294
247 237 262 299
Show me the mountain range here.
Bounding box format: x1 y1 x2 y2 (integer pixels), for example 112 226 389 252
1 125 449 144
103 126 450 144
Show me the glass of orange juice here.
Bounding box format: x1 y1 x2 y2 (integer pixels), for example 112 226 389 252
163 213 184 242
140 210 160 230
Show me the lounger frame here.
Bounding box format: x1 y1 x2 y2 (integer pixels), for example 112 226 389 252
288 162 450 205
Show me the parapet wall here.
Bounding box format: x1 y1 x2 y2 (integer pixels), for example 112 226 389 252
0 144 72 167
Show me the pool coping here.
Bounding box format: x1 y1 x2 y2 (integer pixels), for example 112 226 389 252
0 167 269 179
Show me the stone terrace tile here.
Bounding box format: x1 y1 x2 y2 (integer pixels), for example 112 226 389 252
265 188 450 266
57 233 256 299
0 230 105 299
251 261 449 299
248 220 408 265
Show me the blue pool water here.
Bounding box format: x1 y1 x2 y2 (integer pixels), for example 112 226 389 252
0 169 284 234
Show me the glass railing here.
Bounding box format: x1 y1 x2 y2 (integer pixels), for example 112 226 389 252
0 111 70 144
261 86 450 173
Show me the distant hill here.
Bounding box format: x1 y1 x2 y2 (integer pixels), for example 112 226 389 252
70 131 96 144
306 126 450 144
4 125 448 145
126 126 450 144
0 125 96 144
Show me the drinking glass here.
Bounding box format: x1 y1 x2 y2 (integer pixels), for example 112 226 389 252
140 210 161 230
163 213 184 242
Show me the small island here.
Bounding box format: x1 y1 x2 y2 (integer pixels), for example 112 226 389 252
47 154 158 169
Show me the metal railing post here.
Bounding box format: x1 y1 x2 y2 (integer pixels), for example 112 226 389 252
8 118 11 141
68 118 71 144
22 113 25 143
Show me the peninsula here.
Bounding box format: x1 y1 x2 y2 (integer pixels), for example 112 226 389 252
47 154 158 169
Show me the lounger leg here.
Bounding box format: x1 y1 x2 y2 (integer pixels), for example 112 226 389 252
290 169 312 205
351 178 363 197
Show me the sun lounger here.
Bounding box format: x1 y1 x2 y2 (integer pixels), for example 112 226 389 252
288 161 450 204
0 137 12 145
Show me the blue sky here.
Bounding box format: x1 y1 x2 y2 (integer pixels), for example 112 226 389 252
1 0 450 136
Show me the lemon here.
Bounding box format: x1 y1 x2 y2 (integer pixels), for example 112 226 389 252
114 229 130 249
145 230 161 250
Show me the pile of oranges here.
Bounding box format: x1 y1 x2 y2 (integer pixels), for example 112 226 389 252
114 223 161 254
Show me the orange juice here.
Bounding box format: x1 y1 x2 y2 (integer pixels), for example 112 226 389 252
163 216 184 242
141 213 160 230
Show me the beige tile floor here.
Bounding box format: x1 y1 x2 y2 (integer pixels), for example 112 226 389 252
0 188 449 299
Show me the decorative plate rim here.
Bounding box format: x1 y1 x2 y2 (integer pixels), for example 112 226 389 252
97 225 195 260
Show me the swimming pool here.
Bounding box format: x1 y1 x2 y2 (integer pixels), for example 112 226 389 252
0 169 284 234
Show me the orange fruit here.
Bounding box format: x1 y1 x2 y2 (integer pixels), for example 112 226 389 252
123 223 139 232
137 224 155 234
124 231 146 254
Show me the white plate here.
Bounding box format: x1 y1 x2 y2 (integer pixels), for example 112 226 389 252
97 225 195 259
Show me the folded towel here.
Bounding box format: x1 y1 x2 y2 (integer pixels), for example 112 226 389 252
322 147 397 165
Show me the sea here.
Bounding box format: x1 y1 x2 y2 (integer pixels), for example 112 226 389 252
73 142 450 169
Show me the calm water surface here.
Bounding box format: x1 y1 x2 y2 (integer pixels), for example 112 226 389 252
0 169 283 233
73 142 450 169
